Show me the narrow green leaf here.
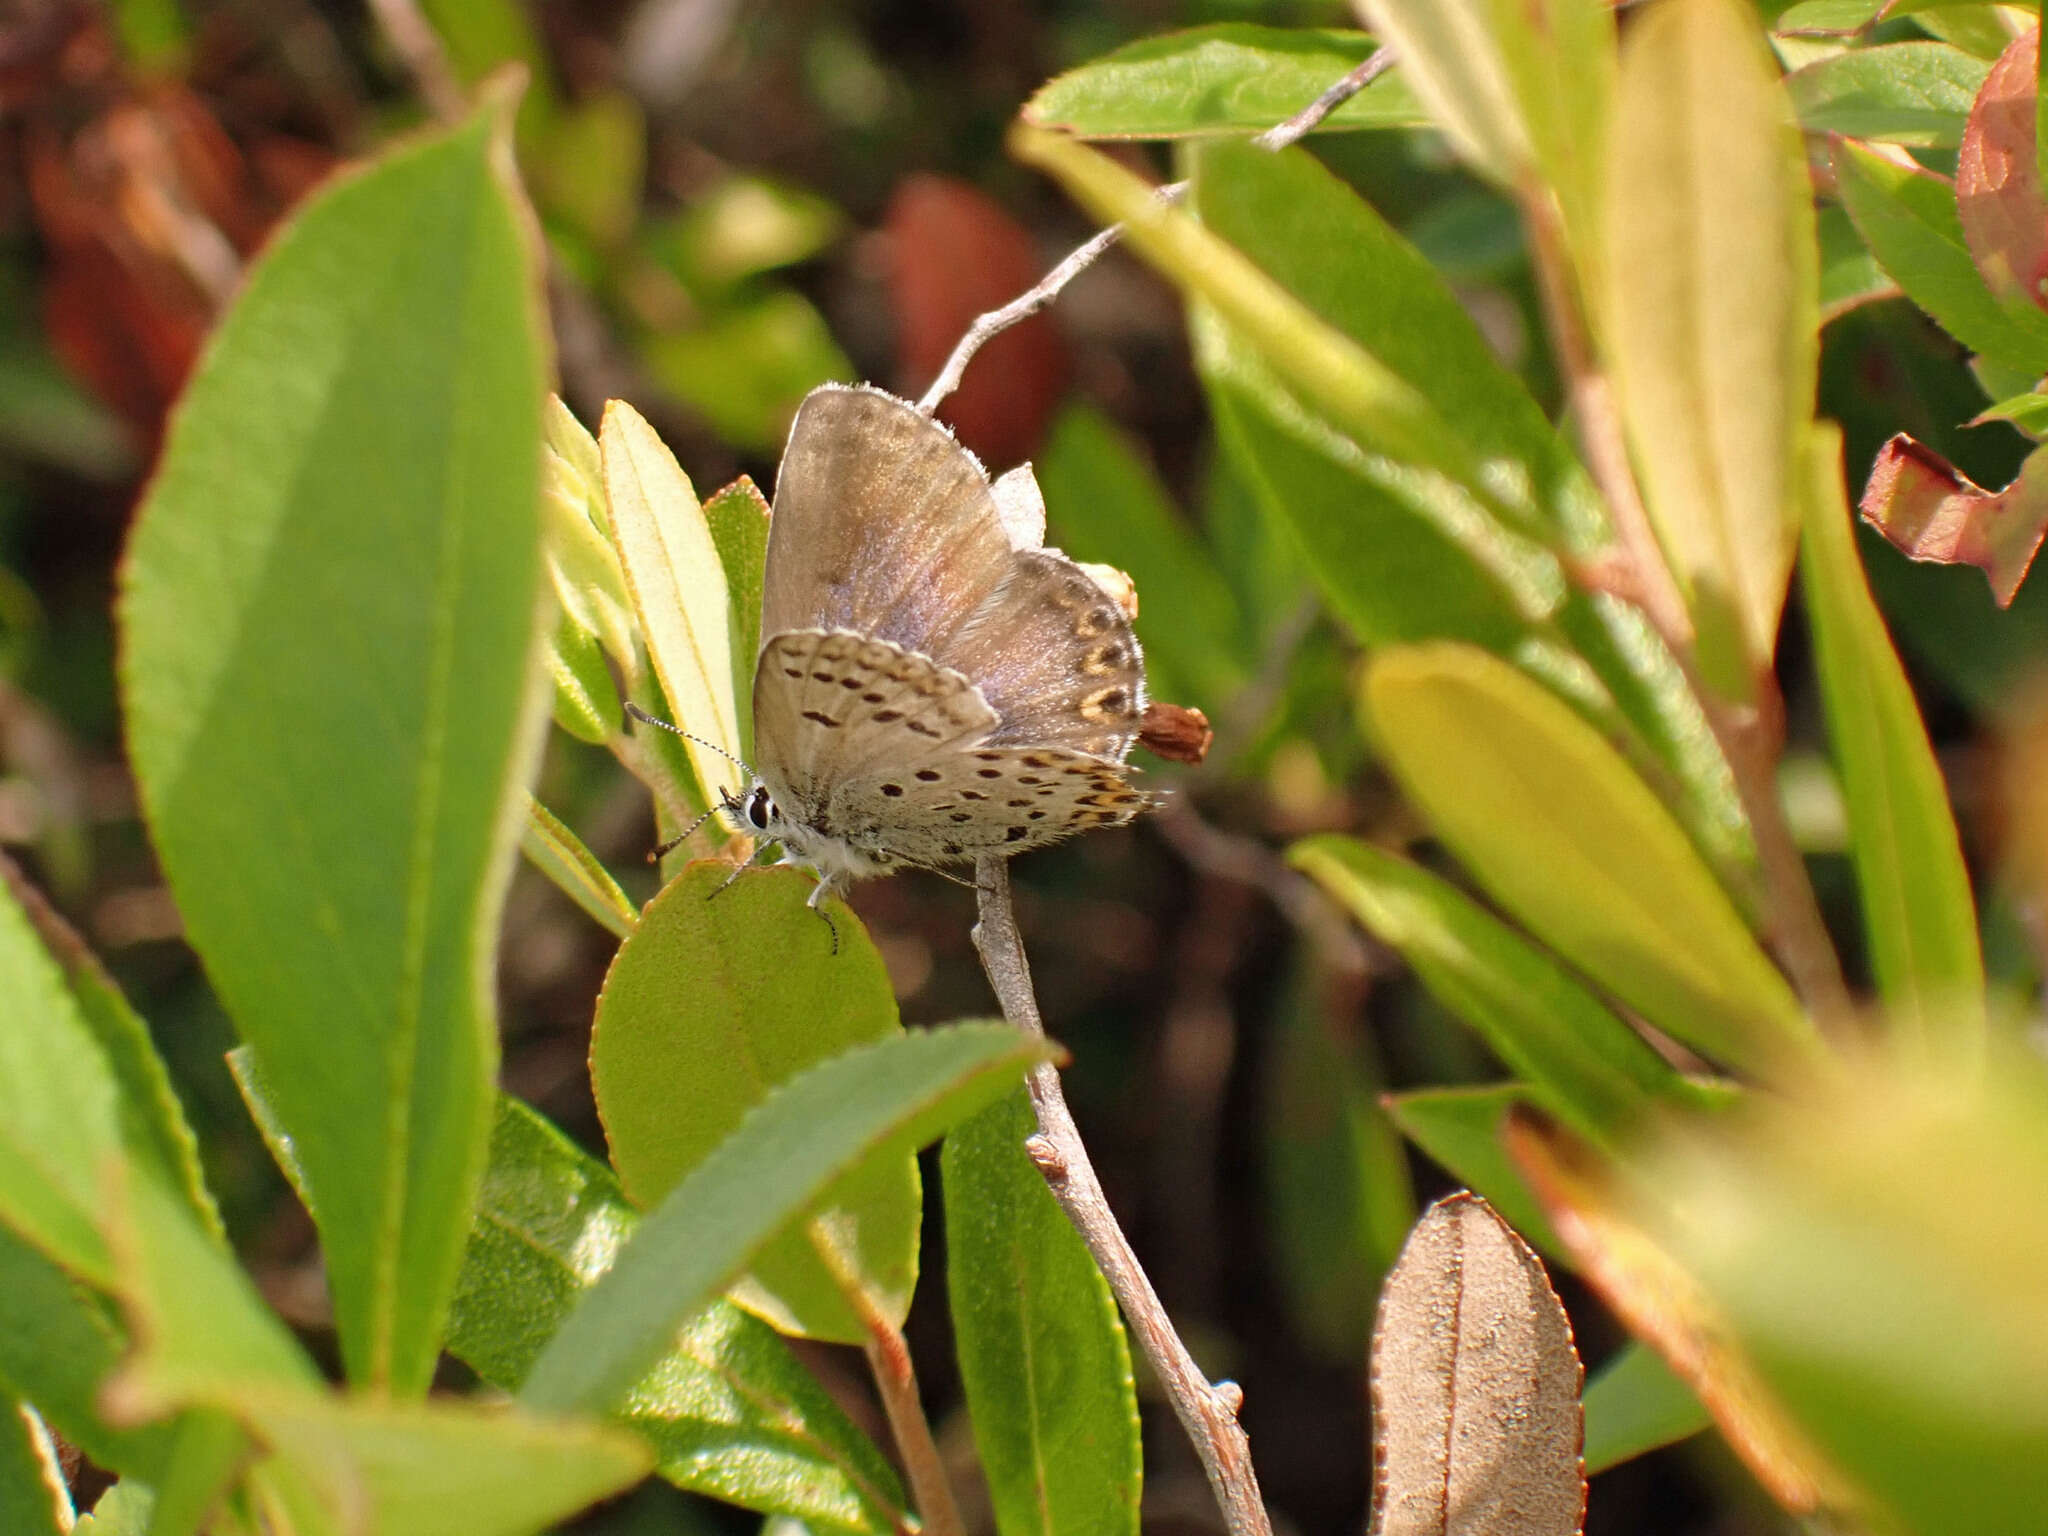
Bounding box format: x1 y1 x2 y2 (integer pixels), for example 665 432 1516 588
546 611 622 745
703 476 770 765
145 1409 247 1536
602 400 743 807
1011 124 1519 527
74 1480 154 1535
449 1098 909 1536
1604 0 1819 685
0 1225 168 1477
1972 389 2048 434
239 1391 651 1536
1022 26 1421 139
1833 134 2048 374
0 1402 68 1536
1649 1047 2048 1536
1354 1 1530 186
1363 644 1816 1077
0 856 219 1239
1819 202 1899 321
0 859 123 1283
1260 954 1412 1360
1185 136 1750 874
1382 1086 1562 1260
1034 403 1245 710
593 864 918 1343
944 1089 1141 1536
1581 1343 1711 1474
1291 836 1706 1148
1799 424 1985 1053
521 796 638 940
521 1023 1055 1414
1787 41 1989 145
119 101 550 1393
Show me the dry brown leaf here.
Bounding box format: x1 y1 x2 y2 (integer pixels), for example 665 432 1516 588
1137 701 1212 765
1503 1111 1852 1516
1369 1192 1585 1536
1858 432 2048 606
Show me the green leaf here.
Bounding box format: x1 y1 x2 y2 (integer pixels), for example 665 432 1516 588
641 291 852 456
943 1089 1141 1536
593 864 918 1344
74 1481 153 1535
1260 953 1412 1360
0 1402 67 1536
521 1023 1055 1415
0 1225 169 1478
0 856 124 1283
1972 388 2048 434
521 796 638 940
1034 403 1245 711
1603 0 1819 686
449 1097 909 1536
1833 134 2048 375
0 857 218 1240
146 1409 247 1536
1362 644 1817 1077
1010 125 1521 526
704 476 771 765
119 101 549 1395
1819 202 1899 321
1787 41 1989 145
1291 836 1707 1148
603 400 743 809
237 1391 652 1536
1184 136 1750 873
1381 1086 1562 1260
1021 26 1422 139
1798 424 1985 1053
1581 1343 1711 1474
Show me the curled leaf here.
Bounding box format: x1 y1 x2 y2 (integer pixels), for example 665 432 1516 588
1137 701 1212 764
1858 432 2048 604
1368 1193 1584 1536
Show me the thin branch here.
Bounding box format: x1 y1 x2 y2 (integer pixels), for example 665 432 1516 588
364 0 468 124
1251 45 1400 152
973 859 1273 1536
861 1324 964 1536
921 44 1401 418
1519 191 1854 1036
915 192 1182 419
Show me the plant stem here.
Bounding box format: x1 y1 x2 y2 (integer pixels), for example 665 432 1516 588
973 858 1273 1536
860 1320 964 1536
1520 190 1854 1038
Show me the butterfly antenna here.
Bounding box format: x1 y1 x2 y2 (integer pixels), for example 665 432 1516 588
648 803 724 863
622 702 756 776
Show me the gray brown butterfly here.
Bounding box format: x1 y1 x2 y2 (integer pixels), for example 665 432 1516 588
732 384 1153 914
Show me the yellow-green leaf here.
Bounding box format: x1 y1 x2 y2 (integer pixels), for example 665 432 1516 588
1603 0 1819 690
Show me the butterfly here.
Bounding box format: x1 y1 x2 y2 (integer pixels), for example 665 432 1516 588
725 384 1154 923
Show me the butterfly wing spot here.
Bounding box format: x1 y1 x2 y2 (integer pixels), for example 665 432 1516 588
915 769 941 782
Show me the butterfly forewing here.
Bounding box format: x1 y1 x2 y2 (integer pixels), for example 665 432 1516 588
762 387 1013 654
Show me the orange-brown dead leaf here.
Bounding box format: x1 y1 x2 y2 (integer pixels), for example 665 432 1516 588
1957 29 2048 310
1504 1109 1852 1517
1858 433 2048 605
884 173 1070 467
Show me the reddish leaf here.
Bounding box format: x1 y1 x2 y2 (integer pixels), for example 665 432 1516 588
884 174 1069 466
1858 432 2048 605
1957 29 2048 310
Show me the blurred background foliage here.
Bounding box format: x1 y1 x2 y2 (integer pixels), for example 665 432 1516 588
2 1 2043 1531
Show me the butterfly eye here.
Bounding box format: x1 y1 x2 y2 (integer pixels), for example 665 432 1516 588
746 787 773 830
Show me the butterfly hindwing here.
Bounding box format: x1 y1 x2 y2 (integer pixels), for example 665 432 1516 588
830 745 1153 867
936 550 1147 758
752 629 997 819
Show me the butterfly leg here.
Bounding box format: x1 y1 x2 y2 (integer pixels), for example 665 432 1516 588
805 875 842 956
